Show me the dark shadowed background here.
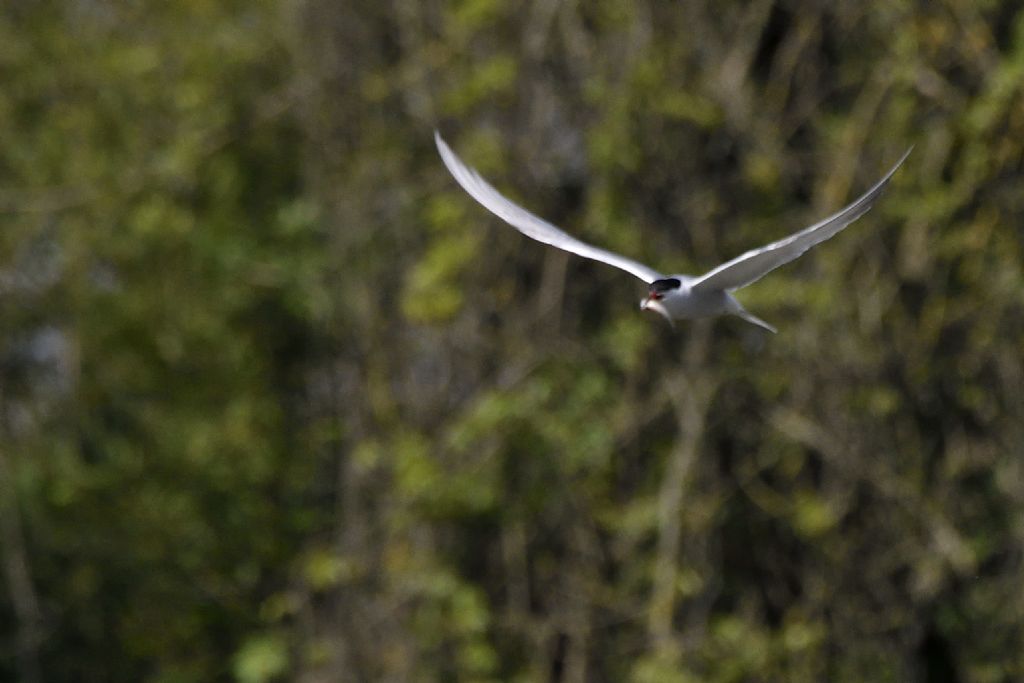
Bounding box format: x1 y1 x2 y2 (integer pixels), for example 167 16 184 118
1 1 1022 681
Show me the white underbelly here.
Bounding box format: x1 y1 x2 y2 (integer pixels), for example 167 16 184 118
662 288 733 319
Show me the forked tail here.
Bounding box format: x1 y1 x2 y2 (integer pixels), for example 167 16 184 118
734 310 777 334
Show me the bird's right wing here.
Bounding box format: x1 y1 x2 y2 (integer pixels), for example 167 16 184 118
435 131 664 284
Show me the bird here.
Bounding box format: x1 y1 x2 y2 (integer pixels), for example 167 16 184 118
434 131 910 334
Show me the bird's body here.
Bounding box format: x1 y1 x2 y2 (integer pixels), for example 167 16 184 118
641 276 775 332
649 276 728 318
434 131 910 333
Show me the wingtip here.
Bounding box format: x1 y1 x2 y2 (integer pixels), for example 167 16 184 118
894 145 914 169
876 145 913 185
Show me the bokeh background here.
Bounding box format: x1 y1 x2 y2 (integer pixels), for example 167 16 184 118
2 1 1023 681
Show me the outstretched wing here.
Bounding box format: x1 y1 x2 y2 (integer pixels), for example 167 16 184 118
435 131 664 284
691 147 912 293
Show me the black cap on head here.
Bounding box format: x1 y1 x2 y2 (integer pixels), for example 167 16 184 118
649 278 681 293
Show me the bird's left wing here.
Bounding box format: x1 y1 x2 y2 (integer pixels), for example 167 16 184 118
691 147 912 293
435 131 664 284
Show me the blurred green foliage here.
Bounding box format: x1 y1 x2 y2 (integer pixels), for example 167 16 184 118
0 1 1022 681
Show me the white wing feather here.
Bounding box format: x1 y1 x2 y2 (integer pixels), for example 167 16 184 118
435 131 664 284
691 148 912 293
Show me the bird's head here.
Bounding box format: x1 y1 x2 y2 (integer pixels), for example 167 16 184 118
640 277 681 319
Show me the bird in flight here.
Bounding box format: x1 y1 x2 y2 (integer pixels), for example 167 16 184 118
435 131 910 333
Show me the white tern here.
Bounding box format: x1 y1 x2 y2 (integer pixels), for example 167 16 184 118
435 131 910 333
